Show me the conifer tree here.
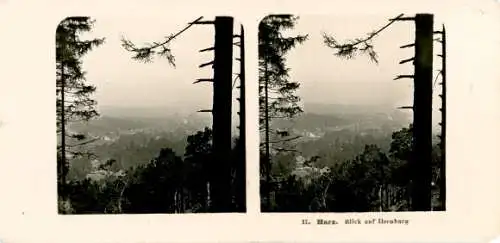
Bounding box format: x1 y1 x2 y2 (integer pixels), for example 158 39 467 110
259 15 308 209
56 17 105 188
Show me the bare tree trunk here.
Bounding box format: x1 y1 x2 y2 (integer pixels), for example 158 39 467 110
206 181 211 210
59 63 66 187
264 62 271 210
386 185 390 209
378 186 383 212
236 25 246 212
118 182 127 213
411 14 434 211
321 178 333 210
211 16 234 212
181 188 185 212
439 25 446 211
173 191 177 213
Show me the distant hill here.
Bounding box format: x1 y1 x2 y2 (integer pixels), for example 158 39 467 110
69 114 210 136
98 105 203 118
305 102 410 121
303 102 398 115
303 102 442 129
270 103 411 132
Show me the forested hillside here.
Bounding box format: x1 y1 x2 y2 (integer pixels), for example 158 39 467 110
66 113 211 181
259 102 443 212
265 121 443 212
60 125 223 213
61 102 435 213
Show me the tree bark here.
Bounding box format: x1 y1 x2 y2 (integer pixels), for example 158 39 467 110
411 14 434 211
211 16 234 212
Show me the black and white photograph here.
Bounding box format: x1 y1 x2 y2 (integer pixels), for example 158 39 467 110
56 15 247 214
2 0 500 241
259 13 447 212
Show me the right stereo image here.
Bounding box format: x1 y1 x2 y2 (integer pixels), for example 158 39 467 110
258 13 447 213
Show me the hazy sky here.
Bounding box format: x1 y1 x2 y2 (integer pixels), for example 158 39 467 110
79 14 242 115
286 14 444 109
78 13 444 114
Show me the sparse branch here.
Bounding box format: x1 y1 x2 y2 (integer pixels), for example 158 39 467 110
121 16 204 65
274 148 300 153
67 150 98 160
263 135 302 144
232 75 239 89
322 13 404 64
433 70 442 88
67 137 99 147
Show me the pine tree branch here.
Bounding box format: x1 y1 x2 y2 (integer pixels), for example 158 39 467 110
322 13 404 63
121 16 203 64
353 14 404 45
132 16 203 50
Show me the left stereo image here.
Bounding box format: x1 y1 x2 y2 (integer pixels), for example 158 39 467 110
56 15 246 214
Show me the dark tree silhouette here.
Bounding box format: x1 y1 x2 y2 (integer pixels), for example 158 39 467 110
56 17 105 192
269 124 441 212
62 128 217 214
183 127 213 211
123 148 185 213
